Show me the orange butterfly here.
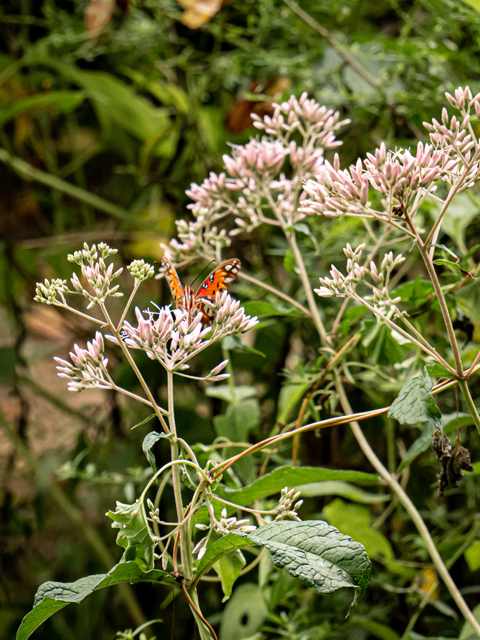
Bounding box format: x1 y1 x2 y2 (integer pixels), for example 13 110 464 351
160 258 241 327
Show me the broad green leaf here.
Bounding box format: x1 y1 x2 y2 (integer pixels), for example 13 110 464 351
0 91 84 126
213 550 246 601
465 540 480 572
432 193 480 255
397 422 436 473
277 382 310 423
394 277 435 311
195 532 256 581
242 300 303 317
142 431 173 473
441 413 474 433
341 305 368 336
16 562 175 640
219 583 268 640
388 369 441 429
205 385 256 403
297 481 389 504
242 519 371 598
361 321 411 366
426 363 453 378
323 499 394 562
216 465 379 506
213 399 260 442
107 499 154 570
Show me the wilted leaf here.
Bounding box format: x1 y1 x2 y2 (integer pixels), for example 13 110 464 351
142 430 174 473
107 499 154 570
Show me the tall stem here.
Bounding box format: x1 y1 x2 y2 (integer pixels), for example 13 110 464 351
286 230 328 344
288 228 480 634
334 373 480 637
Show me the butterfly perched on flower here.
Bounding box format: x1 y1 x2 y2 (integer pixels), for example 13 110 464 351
160 257 241 327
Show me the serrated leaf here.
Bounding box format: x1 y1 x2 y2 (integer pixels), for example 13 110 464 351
388 369 441 429
216 465 379 507
107 499 154 570
323 499 394 562
142 430 173 473
16 562 175 640
242 520 371 598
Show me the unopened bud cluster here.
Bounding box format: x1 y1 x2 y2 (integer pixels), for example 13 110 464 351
54 332 110 392
35 278 69 305
127 260 155 283
215 508 257 536
68 243 124 309
315 244 405 313
274 486 303 522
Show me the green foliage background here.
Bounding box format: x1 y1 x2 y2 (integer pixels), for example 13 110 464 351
2 1 480 639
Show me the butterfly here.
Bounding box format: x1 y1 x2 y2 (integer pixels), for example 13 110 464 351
160 257 241 327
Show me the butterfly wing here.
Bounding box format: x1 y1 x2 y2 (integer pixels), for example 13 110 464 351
160 257 184 307
195 259 241 326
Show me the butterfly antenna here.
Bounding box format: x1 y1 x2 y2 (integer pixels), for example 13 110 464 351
190 259 217 287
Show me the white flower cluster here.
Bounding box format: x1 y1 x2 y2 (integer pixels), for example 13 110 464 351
54 332 110 392
68 243 124 308
274 486 303 522
113 292 258 372
315 244 405 313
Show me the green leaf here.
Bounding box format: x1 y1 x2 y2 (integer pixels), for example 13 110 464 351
361 320 411 366
341 305 368 336
107 499 154 570
426 363 453 378
205 385 256 403
242 519 372 598
0 91 84 126
16 562 175 640
131 413 157 431
465 540 480 572
213 399 260 442
323 499 394 563
388 369 442 429
242 300 303 317
355 619 401 640
297 481 389 504
142 431 173 473
277 382 310 423
397 422 436 473
195 532 256 581
222 334 266 357
432 193 480 254
284 249 296 273
433 258 462 274
394 276 435 311
213 550 247 602
219 583 268 640
216 465 379 506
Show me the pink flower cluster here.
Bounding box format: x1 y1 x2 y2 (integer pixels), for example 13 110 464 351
54 332 110 392
114 294 258 371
